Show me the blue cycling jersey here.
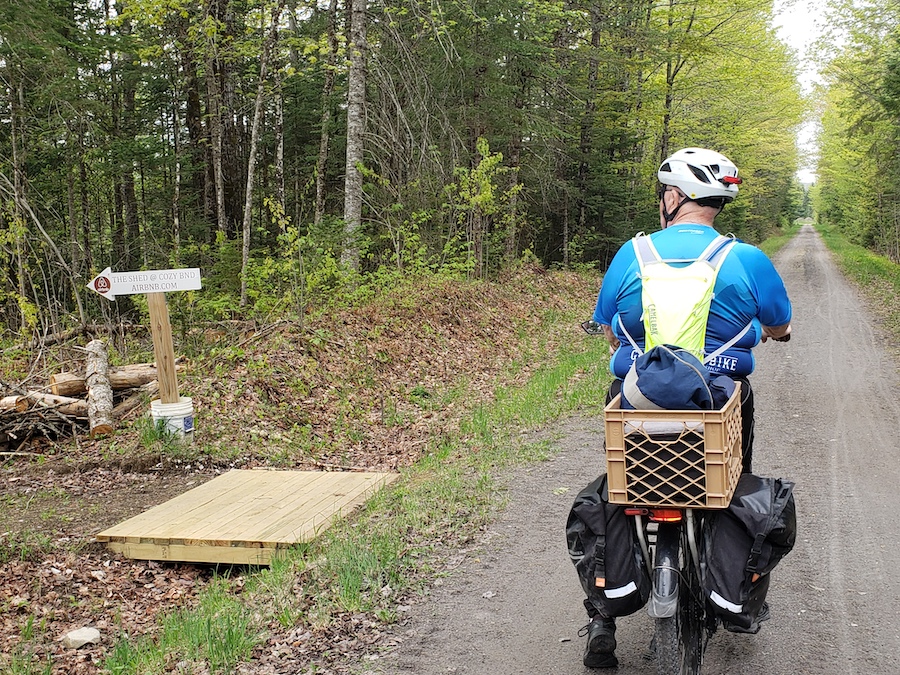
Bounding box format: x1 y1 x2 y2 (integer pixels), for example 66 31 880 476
593 224 792 379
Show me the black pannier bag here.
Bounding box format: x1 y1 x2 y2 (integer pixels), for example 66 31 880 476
566 475 651 617
700 473 796 632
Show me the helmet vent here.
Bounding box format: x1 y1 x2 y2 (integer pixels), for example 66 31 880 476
660 162 671 172
688 165 711 183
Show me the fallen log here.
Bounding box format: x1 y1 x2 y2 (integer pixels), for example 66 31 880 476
85 339 114 437
113 380 159 419
0 395 28 412
24 392 88 418
47 372 86 397
50 361 183 396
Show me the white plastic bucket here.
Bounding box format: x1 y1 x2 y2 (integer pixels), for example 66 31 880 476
150 396 195 442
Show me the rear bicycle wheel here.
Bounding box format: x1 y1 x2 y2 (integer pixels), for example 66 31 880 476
654 529 704 675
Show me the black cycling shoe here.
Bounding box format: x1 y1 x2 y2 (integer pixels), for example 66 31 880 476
724 601 771 634
579 617 618 668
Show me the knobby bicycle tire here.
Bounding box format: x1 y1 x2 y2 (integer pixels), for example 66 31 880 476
654 525 705 675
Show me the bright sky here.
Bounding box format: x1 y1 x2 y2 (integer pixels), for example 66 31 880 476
772 0 829 183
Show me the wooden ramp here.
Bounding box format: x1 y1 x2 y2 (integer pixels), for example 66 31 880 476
95 469 398 565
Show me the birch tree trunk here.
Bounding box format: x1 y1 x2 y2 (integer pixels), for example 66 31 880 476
85 339 114 437
576 3 601 244
9 80 28 329
172 102 182 259
659 0 695 165
204 5 228 241
79 136 92 274
240 0 285 307
275 72 285 224
342 0 367 271
66 141 80 282
315 0 339 226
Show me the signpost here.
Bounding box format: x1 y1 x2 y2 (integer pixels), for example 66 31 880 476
87 267 202 404
87 267 201 301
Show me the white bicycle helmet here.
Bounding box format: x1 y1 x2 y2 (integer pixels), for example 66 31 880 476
658 147 742 203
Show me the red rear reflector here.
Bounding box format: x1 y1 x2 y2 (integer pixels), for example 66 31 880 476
624 508 649 516
649 509 683 523
722 175 742 185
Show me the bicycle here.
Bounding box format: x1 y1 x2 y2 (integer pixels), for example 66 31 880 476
583 319 790 674
625 505 714 674
603 379 744 675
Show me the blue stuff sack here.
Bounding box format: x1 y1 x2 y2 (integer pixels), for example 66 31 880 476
621 344 734 410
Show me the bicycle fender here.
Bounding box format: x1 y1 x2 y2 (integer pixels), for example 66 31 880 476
648 524 680 619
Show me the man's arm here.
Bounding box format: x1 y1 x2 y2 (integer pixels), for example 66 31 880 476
743 246 792 339
601 323 621 350
761 322 791 342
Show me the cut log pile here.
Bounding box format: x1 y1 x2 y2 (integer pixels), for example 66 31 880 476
1 339 180 449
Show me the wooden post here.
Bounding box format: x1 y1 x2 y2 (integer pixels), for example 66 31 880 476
146 292 180 404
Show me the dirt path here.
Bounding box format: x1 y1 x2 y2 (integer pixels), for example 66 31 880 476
358 224 900 675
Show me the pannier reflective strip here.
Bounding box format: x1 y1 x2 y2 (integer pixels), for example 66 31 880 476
709 590 743 614
604 581 638 599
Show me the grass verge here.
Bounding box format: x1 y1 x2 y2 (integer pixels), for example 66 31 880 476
757 219 804 258
814 221 900 343
104 578 258 674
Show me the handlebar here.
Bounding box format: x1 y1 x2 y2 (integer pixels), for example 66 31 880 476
582 320 792 344
581 320 605 336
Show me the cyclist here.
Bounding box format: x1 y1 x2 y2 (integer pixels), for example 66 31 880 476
581 147 792 669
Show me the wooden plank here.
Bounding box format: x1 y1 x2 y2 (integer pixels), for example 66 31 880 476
221 473 363 531
146 292 179 403
174 471 339 541
96 471 252 540
96 470 398 565
106 541 275 566
179 472 388 547
98 471 247 537
256 473 393 543
97 471 278 542
197 473 359 540
223 474 389 547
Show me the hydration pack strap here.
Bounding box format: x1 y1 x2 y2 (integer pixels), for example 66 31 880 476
632 233 735 268
618 314 643 356
702 321 753 365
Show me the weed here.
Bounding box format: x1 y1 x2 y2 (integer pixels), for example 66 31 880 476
134 415 195 459
408 385 432 409
815 222 900 347
0 646 52 675
0 531 53 564
104 578 257 674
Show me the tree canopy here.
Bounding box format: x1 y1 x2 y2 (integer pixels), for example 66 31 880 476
0 0 807 335
814 0 900 262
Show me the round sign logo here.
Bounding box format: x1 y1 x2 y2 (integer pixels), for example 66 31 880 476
94 276 111 294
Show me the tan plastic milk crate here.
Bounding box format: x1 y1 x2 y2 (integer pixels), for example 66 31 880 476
603 382 743 508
